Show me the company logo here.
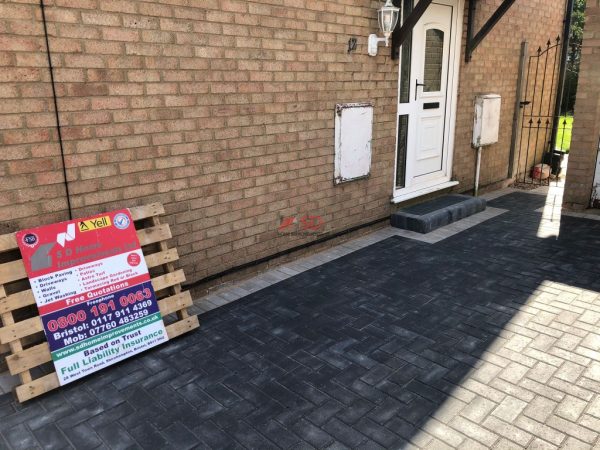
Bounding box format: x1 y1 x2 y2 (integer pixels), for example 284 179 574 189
278 214 325 234
113 213 131 230
21 232 38 248
79 215 111 233
56 223 76 247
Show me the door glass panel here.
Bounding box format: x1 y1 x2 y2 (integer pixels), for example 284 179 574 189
423 29 444 92
395 115 409 188
399 0 414 104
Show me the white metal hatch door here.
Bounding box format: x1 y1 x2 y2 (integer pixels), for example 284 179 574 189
334 103 373 184
393 0 461 202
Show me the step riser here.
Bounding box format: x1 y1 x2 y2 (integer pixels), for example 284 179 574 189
391 195 487 234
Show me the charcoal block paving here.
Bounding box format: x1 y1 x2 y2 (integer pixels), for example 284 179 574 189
391 194 487 233
1 192 600 448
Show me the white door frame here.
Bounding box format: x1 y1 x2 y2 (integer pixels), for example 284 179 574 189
392 0 464 203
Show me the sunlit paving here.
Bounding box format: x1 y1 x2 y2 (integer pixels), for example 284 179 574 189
410 278 600 449
536 185 564 238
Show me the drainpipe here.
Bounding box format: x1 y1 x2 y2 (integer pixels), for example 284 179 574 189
474 146 482 197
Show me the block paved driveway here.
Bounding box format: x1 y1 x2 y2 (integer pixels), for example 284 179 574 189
2 191 600 449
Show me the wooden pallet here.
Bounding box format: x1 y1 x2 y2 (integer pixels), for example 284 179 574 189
0 203 199 402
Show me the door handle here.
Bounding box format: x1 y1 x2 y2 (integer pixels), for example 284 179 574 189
415 80 426 101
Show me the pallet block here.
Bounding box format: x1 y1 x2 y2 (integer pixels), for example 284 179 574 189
0 203 199 402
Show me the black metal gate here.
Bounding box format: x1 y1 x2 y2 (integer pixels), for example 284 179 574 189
515 37 563 186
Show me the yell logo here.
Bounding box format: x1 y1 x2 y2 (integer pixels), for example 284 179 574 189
78 216 111 233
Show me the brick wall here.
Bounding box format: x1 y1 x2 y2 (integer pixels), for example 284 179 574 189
1 0 563 285
452 0 564 190
0 2 66 231
563 0 600 210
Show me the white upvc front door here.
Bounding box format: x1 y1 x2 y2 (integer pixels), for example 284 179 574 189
392 0 463 203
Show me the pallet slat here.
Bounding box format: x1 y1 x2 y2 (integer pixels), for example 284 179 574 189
0 234 18 253
0 310 32 384
144 248 179 268
0 316 43 345
152 270 186 292
130 203 165 221
6 343 50 375
158 291 193 316
15 372 59 403
138 224 171 247
0 203 199 402
165 316 200 340
0 290 36 315
0 260 27 285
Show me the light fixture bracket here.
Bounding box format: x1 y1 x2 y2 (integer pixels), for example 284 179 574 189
369 0 401 57
368 34 388 57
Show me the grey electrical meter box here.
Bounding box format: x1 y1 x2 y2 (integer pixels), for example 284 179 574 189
472 94 501 147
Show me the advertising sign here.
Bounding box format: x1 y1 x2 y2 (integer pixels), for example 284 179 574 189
16 209 168 385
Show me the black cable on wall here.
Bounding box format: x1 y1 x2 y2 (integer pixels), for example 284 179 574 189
40 0 73 220
182 215 389 291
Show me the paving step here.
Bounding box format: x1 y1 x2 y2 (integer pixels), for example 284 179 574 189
391 194 486 234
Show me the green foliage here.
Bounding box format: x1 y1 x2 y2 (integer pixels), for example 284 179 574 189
562 0 586 114
555 115 573 152
570 0 586 46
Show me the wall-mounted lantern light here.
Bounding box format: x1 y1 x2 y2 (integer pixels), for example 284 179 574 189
368 0 401 57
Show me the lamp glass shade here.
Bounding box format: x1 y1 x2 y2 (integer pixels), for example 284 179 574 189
378 0 400 38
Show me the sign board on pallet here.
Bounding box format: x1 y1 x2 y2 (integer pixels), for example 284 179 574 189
15 209 168 385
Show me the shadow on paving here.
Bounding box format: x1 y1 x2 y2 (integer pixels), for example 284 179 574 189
1 192 600 449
